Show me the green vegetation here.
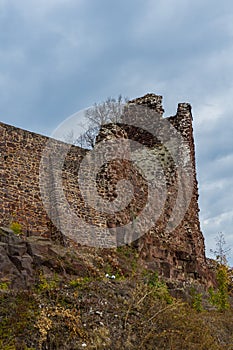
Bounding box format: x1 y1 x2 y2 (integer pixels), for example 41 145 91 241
208 232 232 311
190 287 203 312
69 276 91 288
0 233 232 349
143 270 173 304
0 251 232 349
37 272 60 292
0 281 9 291
9 221 23 235
209 264 230 311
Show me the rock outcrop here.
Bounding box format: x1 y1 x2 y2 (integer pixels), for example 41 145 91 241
0 227 82 289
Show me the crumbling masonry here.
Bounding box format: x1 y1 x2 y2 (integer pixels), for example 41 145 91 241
0 94 214 285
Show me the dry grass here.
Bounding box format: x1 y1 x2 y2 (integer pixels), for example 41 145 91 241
0 245 233 350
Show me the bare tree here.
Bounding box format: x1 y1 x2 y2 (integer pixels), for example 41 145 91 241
85 95 126 128
210 232 231 265
65 95 127 149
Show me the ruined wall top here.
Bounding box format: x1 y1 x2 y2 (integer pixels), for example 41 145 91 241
128 93 165 115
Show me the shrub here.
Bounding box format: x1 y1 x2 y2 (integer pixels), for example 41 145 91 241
0 282 9 291
190 288 203 312
143 270 173 304
10 222 22 235
36 272 60 298
209 264 230 311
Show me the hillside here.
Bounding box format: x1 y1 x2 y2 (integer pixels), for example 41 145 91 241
0 227 233 350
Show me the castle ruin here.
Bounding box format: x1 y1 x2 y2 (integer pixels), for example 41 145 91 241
0 94 214 285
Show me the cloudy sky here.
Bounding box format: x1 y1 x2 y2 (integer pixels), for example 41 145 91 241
1 0 233 264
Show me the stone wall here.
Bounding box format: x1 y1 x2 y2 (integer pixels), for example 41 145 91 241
94 94 213 284
0 123 87 237
0 94 214 285
0 123 51 233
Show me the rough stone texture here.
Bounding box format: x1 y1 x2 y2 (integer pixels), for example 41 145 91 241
0 124 69 236
0 227 86 289
95 95 215 286
0 93 215 286
0 227 36 288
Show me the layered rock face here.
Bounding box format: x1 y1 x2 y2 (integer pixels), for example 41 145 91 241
0 94 214 285
0 227 95 289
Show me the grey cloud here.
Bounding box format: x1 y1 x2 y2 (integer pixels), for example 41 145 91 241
0 0 233 263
